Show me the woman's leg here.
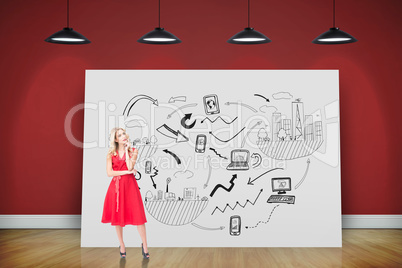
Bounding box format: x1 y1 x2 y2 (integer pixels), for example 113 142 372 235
137 224 148 253
115 226 126 256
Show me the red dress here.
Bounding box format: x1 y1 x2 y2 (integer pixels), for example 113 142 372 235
101 151 147 227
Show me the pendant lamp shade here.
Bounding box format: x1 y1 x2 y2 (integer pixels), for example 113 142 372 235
45 27 91 44
312 0 357 45
137 27 181 44
45 0 90 45
312 27 357 44
227 27 271 44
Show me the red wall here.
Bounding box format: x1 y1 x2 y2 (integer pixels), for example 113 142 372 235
0 0 401 215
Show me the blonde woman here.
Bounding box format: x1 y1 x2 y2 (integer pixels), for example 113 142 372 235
101 128 149 259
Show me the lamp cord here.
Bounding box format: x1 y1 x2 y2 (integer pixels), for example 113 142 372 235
333 0 335 27
67 0 69 28
158 0 161 28
248 0 250 28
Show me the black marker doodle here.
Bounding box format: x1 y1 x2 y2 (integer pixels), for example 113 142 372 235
209 127 245 143
254 94 270 102
123 94 159 117
209 147 228 160
157 124 189 143
166 177 171 193
167 103 197 119
247 168 284 185
211 189 263 215
201 116 238 125
250 152 262 168
257 100 323 160
294 158 311 190
163 149 181 165
241 121 262 148
210 174 237 197
272 92 293 100
203 156 212 189
229 215 241 236
180 113 196 129
134 137 158 162
168 96 186 103
150 166 159 189
144 189 209 226
225 102 257 113
226 149 250 170
203 94 220 115
191 223 225 231
245 205 280 229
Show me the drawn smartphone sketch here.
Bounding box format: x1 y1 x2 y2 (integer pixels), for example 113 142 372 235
145 161 152 174
195 134 207 153
203 94 220 115
230 215 241 236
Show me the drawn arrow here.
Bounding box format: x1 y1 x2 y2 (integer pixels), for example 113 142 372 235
251 153 262 168
156 124 189 143
168 96 186 103
191 223 225 231
209 148 228 160
180 113 196 129
295 158 311 190
203 156 212 189
247 168 284 185
224 102 257 113
167 103 197 119
210 174 237 197
209 127 245 143
254 94 270 102
241 120 262 148
201 116 238 125
211 189 263 215
163 149 181 165
123 94 158 116
150 166 159 189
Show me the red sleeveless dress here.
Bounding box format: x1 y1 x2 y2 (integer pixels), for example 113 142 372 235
101 152 147 227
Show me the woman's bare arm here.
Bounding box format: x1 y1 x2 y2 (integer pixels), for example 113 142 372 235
106 153 134 177
128 148 138 171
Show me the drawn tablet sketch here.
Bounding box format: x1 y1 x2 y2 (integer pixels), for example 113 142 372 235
81 70 341 247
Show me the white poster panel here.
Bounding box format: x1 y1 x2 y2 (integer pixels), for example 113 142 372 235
81 70 341 247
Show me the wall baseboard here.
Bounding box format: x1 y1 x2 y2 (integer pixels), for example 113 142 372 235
0 215 401 229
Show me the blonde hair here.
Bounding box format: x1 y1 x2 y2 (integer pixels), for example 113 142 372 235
108 127 133 157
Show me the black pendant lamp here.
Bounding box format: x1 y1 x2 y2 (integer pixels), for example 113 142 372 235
312 0 357 44
45 0 91 44
138 0 181 44
227 0 271 45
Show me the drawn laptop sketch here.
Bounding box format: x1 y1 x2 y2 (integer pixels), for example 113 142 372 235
226 149 249 170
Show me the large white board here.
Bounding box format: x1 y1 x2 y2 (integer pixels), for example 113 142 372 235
81 70 341 247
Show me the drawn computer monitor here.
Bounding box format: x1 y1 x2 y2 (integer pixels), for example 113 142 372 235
271 177 291 194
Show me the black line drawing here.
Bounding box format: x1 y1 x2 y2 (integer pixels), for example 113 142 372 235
157 124 189 143
166 177 171 193
229 215 241 236
210 174 237 197
254 93 270 102
226 149 249 170
123 94 159 117
201 116 238 125
150 166 159 189
144 189 209 226
134 171 142 181
209 147 228 160
174 170 194 180
225 102 257 113
272 92 293 100
168 96 186 103
203 94 220 115
191 223 225 231
132 136 158 163
195 134 207 153
295 158 311 190
257 100 324 160
245 205 280 229
241 121 262 148
209 127 245 143
250 152 262 168
259 105 278 114
267 177 295 204
211 189 263 215
247 168 284 185
181 113 196 129
163 149 181 165
203 156 212 189
145 161 152 174
167 103 197 119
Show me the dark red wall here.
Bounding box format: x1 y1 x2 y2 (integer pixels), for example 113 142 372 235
0 0 401 214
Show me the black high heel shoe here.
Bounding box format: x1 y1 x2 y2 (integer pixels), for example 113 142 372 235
141 243 150 259
119 246 126 258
